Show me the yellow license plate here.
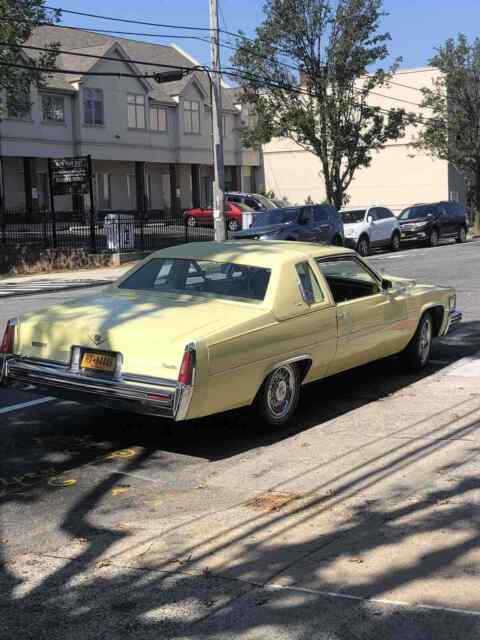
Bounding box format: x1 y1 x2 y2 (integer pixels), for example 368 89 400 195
81 352 116 373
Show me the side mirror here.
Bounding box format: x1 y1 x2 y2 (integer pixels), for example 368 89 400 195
367 215 374 223
382 278 392 291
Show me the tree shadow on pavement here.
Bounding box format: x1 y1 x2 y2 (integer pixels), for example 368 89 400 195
2 395 480 638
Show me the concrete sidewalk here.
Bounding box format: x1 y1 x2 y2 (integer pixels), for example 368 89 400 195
0 264 133 298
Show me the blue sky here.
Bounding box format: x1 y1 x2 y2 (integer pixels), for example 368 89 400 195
55 0 480 70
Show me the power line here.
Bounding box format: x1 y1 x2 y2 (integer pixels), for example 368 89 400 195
49 22 213 45
3 45 436 123
4 41 195 72
0 60 155 78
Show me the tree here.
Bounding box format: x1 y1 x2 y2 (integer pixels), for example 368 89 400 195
232 0 413 210
416 35 480 217
0 1 60 117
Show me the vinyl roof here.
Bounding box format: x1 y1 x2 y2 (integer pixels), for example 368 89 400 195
151 241 354 268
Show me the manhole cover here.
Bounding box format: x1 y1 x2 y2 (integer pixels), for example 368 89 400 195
245 491 300 512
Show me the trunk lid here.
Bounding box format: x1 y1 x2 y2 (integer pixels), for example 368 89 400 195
17 289 266 379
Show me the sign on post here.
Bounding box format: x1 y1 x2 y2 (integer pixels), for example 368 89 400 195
47 155 96 251
50 156 90 196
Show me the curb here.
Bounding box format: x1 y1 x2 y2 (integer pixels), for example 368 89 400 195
0 280 115 300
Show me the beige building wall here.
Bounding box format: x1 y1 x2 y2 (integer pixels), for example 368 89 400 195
263 67 461 214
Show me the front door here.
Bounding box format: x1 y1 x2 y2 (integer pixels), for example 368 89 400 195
313 255 409 375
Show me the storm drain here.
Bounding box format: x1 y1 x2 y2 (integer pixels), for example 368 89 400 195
245 491 301 512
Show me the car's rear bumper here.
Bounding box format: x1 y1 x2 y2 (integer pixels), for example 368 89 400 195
0 356 192 420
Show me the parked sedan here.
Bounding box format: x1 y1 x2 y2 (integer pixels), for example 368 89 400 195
184 201 253 232
1 241 461 428
398 201 469 246
233 204 344 245
341 206 401 256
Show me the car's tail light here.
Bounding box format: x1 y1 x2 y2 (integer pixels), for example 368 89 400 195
0 320 16 354
178 347 196 385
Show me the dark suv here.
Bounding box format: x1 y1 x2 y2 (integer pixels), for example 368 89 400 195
232 204 344 245
398 201 469 246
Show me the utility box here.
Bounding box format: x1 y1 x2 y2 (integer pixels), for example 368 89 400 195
104 213 135 251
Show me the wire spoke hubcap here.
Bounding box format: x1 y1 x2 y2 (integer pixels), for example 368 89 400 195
267 365 296 419
419 318 432 364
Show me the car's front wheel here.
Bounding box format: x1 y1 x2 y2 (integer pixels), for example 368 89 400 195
332 234 344 246
254 363 301 428
390 231 401 251
456 225 467 243
357 235 370 257
399 312 433 372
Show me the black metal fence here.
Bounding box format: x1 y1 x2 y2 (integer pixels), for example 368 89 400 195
0 210 230 252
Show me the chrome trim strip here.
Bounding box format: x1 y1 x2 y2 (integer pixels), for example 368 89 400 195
265 354 312 379
444 309 462 335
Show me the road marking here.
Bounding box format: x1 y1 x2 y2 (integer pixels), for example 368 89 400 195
265 582 480 617
0 397 55 415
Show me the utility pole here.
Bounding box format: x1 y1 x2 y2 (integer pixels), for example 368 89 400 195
209 0 226 242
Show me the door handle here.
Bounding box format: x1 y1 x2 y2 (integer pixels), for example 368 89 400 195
337 311 347 319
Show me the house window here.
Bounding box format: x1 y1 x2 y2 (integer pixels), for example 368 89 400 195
42 95 65 122
128 94 146 129
150 105 167 131
84 88 104 125
184 99 200 134
7 87 31 120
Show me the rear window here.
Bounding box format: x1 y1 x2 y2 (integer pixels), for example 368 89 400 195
251 208 298 227
119 258 271 302
342 210 366 223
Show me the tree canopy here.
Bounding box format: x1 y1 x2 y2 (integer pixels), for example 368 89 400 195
232 0 413 209
0 0 59 117
416 34 480 213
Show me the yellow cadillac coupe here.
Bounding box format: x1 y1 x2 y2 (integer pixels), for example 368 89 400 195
1 241 461 427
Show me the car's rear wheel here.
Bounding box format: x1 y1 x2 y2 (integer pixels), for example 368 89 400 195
399 312 433 372
428 228 439 247
227 218 240 232
390 231 401 251
357 235 370 257
456 225 467 243
187 216 197 227
254 363 301 428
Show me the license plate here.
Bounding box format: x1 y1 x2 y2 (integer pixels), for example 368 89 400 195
81 352 116 373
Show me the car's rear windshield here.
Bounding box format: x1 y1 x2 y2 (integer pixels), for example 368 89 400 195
399 204 436 220
341 210 366 223
251 208 298 227
118 258 271 302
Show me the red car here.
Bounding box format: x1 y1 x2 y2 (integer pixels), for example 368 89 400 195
184 201 252 232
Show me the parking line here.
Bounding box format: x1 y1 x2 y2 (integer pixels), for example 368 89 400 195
0 397 55 415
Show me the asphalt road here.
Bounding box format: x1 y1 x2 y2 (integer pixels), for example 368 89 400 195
1 238 480 639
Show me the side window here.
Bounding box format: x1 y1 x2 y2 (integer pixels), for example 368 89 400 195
245 197 261 210
296 262 324 304
368 209 378 221
380 208 394 219
227 195 242 204
315 257 380 303
314 206 329 223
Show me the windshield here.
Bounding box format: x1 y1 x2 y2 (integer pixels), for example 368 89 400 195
119 258 271 302
399 205 436 220
253 194 277 210
342 210 366 223
251 208 298 227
